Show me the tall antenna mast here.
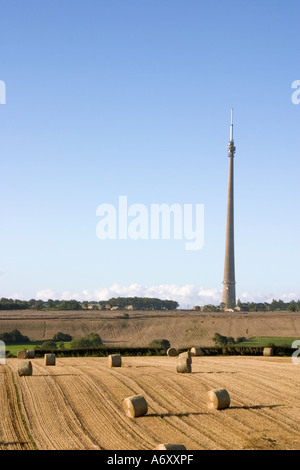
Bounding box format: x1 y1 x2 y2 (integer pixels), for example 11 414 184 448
222 109 236 309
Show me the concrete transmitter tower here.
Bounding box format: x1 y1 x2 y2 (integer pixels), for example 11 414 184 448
222 109 236 308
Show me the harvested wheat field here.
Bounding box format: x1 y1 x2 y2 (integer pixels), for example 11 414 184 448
1 310 300 348
1 355 300 450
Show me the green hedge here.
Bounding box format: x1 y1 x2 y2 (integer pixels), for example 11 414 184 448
7 345 295 358
33 346 167 358
176 346 264 356
180 346 294 356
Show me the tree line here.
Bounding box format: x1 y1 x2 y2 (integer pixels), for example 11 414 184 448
99 297 178 310
0 297 299 312
0 298 83 311
194 298 300 312
0 296 179 311
236 298 300 312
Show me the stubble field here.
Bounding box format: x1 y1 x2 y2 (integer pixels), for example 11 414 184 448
1 309 300 347
1 355 300 450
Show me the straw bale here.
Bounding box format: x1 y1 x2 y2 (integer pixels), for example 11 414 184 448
26 350 35 359
190 347 203 356
17 350 27 359
263 347 273 356
206 388 230 410
108 354 122 367
176 351 192 373
123 394 148 418
18 360 32 376
167 348 178 357
44 353 56 366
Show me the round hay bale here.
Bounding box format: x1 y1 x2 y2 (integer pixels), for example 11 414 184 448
176 354 192 373
190 347 203 356
206 388 230 410
263 347 273 357
26 350 35 359
155 444 187 450
17 350 27 359
123 394 148 418
167 347 178 357
18 360 33 376
44 353 56 366
108 354 122 367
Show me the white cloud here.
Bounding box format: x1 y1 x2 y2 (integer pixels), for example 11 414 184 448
35 284 222 308
11 292 25 300
35 285 300 308
36 289 56 301
239 291 300 303
278 292 299 301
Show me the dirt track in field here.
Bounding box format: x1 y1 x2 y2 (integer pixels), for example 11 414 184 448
1 356 300 450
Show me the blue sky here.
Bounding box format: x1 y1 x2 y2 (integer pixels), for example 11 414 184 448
0 0 299 307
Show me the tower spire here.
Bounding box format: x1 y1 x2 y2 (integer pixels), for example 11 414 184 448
222 109 236 309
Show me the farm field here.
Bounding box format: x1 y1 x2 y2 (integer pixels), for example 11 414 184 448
1 355 300 450
1 310 300 348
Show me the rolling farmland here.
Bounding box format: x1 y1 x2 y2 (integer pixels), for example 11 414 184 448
1 355 300 450
1 310 300 348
